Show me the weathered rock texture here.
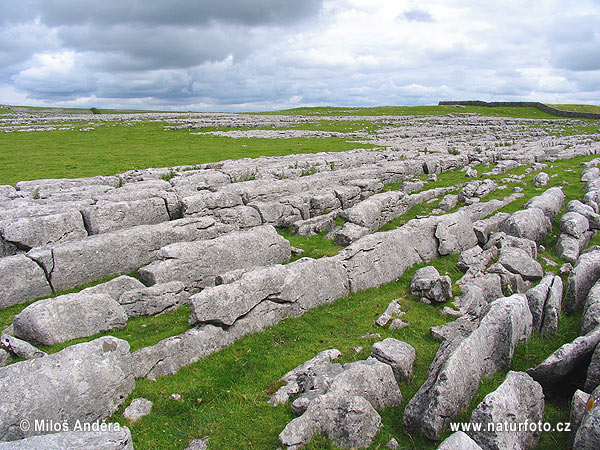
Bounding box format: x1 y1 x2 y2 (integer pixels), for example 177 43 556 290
403 294 532 440
0 337 134 441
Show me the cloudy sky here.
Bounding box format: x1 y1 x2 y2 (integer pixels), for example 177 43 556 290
1 0 599 111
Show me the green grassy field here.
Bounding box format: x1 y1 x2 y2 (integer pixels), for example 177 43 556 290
0 121 374 185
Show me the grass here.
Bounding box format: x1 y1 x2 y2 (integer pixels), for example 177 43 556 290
258 105 567 119
547 104 600 114
0 121 373 185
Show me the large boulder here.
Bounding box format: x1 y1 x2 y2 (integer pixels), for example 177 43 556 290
403 294 532 440
525 187 565 220
501 208 551 243
0 254 52 309
410 266 452 304
473 212 510 246
333 222 370 246
13 293 127 345
0 211 88 252
0 427 134 450
79 275 145 300
437 432 483 450
138 225 291 291
561 212 591 238
581 279 600 335
269 257 350 311
0 337 134 441
82 197 170 234
279 393 381 450
435 211 478 255
498 247 543 281
371 338 416 382
564 249 600 314
189 265 287 326
573 386 600 450
26 217 233 293
527 326 600 387
566 200 600 229
468 371 544 450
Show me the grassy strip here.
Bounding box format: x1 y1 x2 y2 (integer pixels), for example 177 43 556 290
547 104 600 114
0 121 374 185
258 105 565 119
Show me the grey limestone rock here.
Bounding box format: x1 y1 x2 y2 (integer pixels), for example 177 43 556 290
132 325 231 380
527 326 600 387
437 431 483 450
26 216 233 293
333 222 369 246
501 208 551 243
185 438 209 450
123 398 153 423
562 211 591 238
269 349 342 406
498 246 543 281
13 293 127 346
374 298 404 327
541 275 563 336
533 172 550 187
557 232 591 264
0 427 134 450
0 211 88 251
438 193 458 212
279 393 381 450
138 225 290 291
582 279 600 335
292 210 339 236
468 371 544 450
0 348 10 366
269 256 350 311
472 212 510 245
458 179 498 202
410 266 452 304
214 205 262 229
566 200 600 229
456 245 496 273
0 254 52 309
82 197 170 234
0 334 46 359
573 386 600 450
435 211 478 255
371 338 416 382
570 390 591 443
403 294 532 440
79 275 145 300
189 265 287 326
525 186 565 220
565 249 600 314
0 337 134 441
585 344 600 392
118 281 189 317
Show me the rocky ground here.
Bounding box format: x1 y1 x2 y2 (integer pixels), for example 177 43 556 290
1 109 600 449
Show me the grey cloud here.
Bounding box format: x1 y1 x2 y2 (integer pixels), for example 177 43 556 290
37 0 323 27
397 8 435 23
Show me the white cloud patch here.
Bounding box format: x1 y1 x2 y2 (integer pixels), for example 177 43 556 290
1 0 599 110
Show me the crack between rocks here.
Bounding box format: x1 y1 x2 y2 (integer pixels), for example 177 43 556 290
26 249 56 292
80 210 93 236
248 204 266 224
161 196 174 221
